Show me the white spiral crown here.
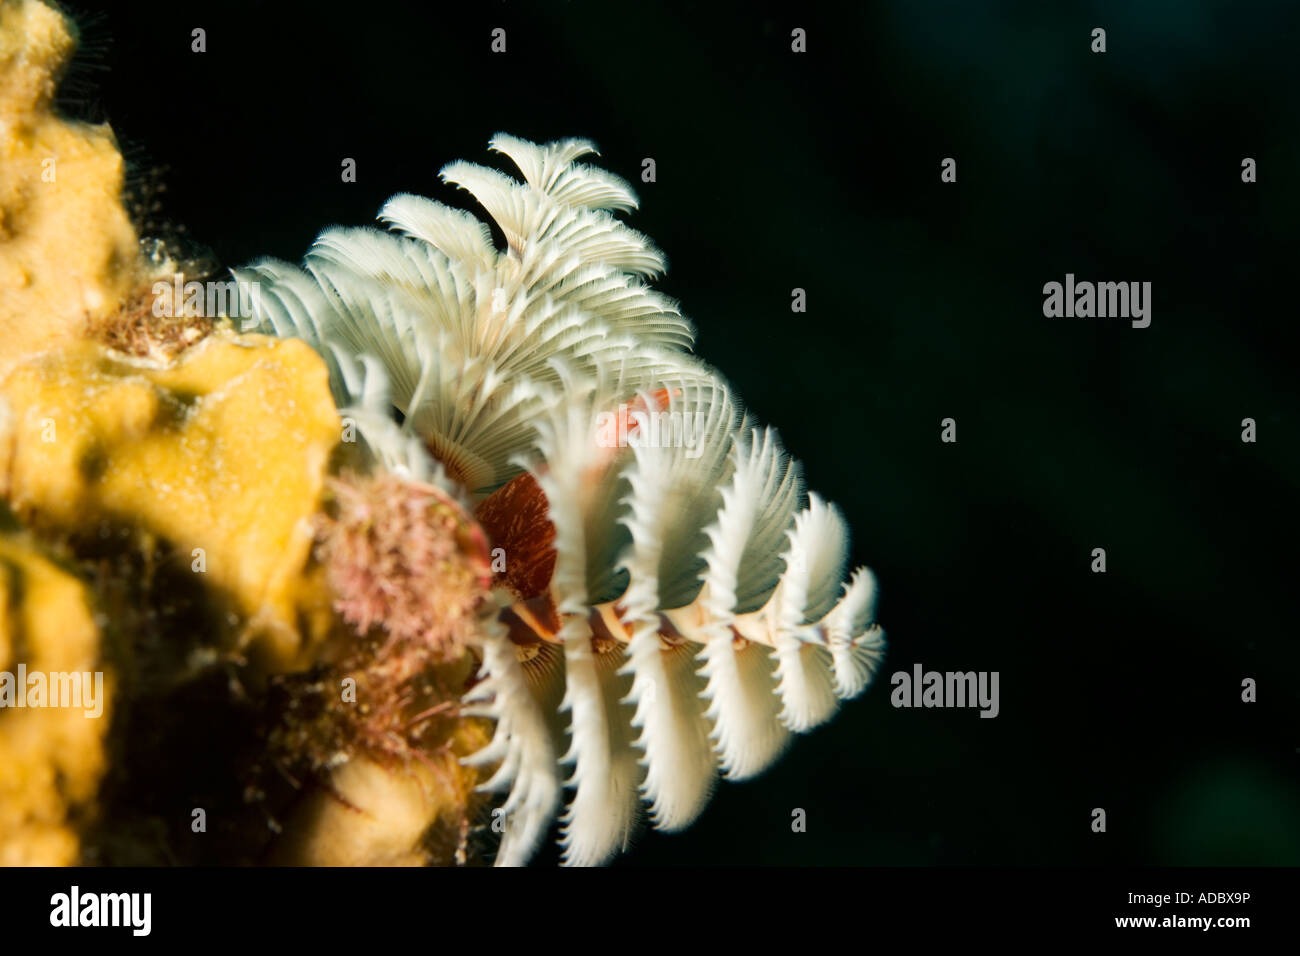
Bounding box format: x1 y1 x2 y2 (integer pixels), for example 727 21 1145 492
236 134 886 866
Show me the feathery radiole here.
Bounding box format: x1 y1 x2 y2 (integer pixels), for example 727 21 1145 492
235 134 886 866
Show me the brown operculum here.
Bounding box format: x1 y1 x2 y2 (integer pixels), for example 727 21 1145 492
473 472 691 660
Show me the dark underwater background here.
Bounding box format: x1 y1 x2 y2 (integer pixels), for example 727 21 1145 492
74 0 1300 866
